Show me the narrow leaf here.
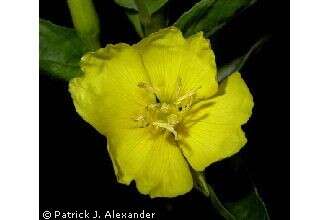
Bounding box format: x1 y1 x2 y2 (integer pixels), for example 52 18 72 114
174 0 256 37
225 188 270 220
218 36 269 82
126 10 144 38
39 19 88 80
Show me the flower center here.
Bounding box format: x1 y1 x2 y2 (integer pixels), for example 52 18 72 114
134 80 198 140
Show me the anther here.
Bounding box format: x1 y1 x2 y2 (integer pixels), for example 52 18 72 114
134 115 144 121
160 103 170 113
133 115 147 127
175 77 183 98
176 89 195 103
152 121 179 140
138 82 159 96
167 114 179 126
147 103 160 111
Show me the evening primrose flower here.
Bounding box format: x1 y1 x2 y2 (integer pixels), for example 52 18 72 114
69 27 253 198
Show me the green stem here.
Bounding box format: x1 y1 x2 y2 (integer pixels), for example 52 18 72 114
193 172 236 220
208 184 236 220
67 0 100 50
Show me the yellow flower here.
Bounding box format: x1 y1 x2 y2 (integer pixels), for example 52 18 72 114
69 27 254 198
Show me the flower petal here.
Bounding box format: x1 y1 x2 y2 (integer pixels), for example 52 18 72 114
134 27 218 103
107 127 193 198
69 43 154 135
179 72 254 171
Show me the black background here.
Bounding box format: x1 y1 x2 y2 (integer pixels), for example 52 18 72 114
40 0 289 219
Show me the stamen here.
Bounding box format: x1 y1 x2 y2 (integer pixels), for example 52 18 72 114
134 115 144 121
160 103 170 113
175 87 200 106
134 80 200 141
152 121 179 140
138 82 159 96
133 115 147 127
167 114 179 125
147 103 160 110
175 77 183 98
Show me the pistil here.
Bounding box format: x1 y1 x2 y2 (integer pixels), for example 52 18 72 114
135 81 199 140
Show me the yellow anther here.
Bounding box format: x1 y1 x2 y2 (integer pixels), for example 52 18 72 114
160 103 170 113
134 81 198 140
167 114 179 126
175 77 183 98
138 82 159 96
175 90 196 105
152 121 178 140
175 86 201 107
147 103 160 110
133 115 148 127
134 115 145 121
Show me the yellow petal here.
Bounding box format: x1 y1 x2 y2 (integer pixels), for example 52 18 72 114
69 43 154 135
134 27 218 103
107 127 193 198
179 72 254 171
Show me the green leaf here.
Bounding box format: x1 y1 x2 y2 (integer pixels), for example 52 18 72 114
225 189 270 220
174 0 256 37
126 10 144 38
208 184 237 220
114 0 168 15
39 19 88 80
218 36 269 82
194 155 270 220
194 170 269 220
